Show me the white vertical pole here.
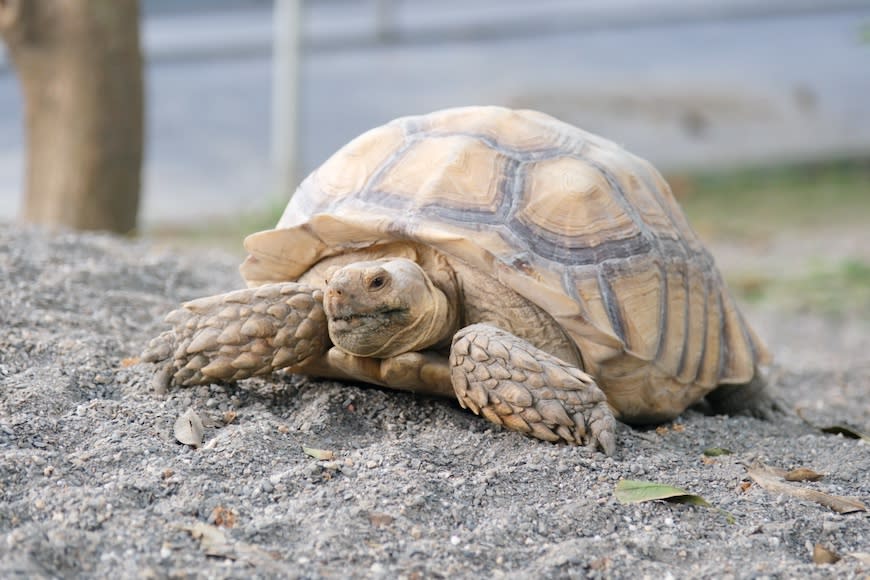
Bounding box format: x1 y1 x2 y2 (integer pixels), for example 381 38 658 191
271 0 302 199
375 0 397 42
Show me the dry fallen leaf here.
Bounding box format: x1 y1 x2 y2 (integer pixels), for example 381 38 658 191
672 424 686 433
210 506 237 528
745 464 866 514
820 425 870 442
845 552 870 564
796 409 870 442
303 446 335 460
368 512 395 527
588 556 611 571
120 357 139 368
174 408 204 448
813 543 841 565
181 522 279 564
183 522 233 558
222 410 237 425
784 467 824 482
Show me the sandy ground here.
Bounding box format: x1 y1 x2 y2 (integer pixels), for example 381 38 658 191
0 224 868 579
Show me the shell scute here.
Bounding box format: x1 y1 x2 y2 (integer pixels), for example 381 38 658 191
516 157 640 249
372 135 506 215
314 123 406 198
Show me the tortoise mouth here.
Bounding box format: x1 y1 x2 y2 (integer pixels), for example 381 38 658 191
328 306 410 334
327 305 414 357
329 306 407 323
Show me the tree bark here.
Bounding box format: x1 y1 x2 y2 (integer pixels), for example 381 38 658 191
0 0 143 233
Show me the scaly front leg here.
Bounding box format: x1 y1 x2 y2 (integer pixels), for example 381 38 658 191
142 283 330 390
449 324 616 455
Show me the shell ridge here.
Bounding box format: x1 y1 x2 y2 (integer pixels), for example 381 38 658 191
717 285 757 383
560 266 621 348
678 263 708 385
358 128 419 199
582 158 658 245
414 130 570 164
716 288 728 381
631 158 697 248
651 258 669 366
596 263 628 351
673 260 691 378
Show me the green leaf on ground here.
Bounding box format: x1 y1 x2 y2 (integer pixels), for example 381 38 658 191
615 479 711 507
615 479 736 523
703 447 733 457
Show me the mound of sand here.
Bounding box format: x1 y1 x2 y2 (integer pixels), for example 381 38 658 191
1 225 867 578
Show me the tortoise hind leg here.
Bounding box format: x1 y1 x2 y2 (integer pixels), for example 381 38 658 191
449 323 616 455
142 283 330 390
705 369 783 419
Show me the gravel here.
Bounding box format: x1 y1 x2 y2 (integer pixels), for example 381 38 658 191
0 224 868 579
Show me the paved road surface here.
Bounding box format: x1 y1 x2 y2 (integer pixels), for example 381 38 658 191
0 2 868 225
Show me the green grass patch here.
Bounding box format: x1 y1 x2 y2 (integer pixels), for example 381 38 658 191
671 159 870 240
728 258 870 318
145 196 289 255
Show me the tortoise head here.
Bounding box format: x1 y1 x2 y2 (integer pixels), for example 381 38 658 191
323 258 457 358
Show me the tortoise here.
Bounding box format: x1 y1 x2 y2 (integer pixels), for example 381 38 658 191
143 105 775 455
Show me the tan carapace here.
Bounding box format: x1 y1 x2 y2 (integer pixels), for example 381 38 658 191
144 106 775 455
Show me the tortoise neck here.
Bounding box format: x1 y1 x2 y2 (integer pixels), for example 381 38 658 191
379 276 457 355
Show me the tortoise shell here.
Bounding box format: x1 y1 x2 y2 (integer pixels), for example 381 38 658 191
241 106 769 420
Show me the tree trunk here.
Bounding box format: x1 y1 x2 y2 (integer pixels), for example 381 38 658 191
0 0 143 234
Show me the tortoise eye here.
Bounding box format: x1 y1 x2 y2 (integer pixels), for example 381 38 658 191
368 275 386 290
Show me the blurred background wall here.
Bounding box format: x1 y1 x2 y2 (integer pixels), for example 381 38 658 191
0 0 868 227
